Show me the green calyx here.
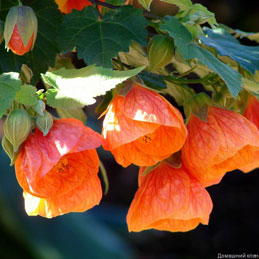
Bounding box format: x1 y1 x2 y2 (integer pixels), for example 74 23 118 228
148 34 175 71
4 109 32 152
184 92 212 123
4 5 38 49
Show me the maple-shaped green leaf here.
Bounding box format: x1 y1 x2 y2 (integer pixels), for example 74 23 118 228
200 28 259 74
57 6 147 68
160 0 192 11
15 84 38 106
0 0 62 84
42 65 145 108
0 73 22 119
160 16 242 97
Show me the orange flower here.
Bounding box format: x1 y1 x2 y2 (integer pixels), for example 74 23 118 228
102 84 187 167
127 162 213 232
15 118 103 218
240 95 259 172
182 106 259 187
55 0 104 14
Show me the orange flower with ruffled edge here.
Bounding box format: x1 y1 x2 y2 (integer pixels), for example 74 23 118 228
55 0 104 14
127 162 213 232
182 106 259 187
102 83 187 167
240 95 259 172
15 118 103 218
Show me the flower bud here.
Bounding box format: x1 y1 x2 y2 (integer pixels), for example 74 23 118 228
32 100 46 116
4 5 38 55
1 135 22 165
36 111 53 136
4 109 32 151
0 20 4 45
148 35 175 71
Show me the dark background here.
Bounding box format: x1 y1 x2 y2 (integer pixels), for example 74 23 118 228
1 0 259 258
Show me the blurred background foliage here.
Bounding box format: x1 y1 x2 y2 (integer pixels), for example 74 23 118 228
0 0 259 258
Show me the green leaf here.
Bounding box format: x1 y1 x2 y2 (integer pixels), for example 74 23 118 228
137 0 153 10
0 0 62 84
221 25 259 43
166 81 194 106
43 65 145 108
160 16 242 97
138 71 167 90
0 72 22 119
15 84 37 106
200 28 259 74
242 78 259 97
160 0 192 11
57 6 148 68
184 92 212 122
95 91 113 114
56 107 87 124
184 4 217 27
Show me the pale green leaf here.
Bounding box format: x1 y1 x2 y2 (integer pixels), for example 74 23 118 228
137 0 153 10
15 84 37 106
0 72 22 119
160 0 192 11
56 107 87 124
166 81 194 106
43 65 145 108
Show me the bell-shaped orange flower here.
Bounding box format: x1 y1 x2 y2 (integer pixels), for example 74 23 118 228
15 118 103 218
240 95 259 172
55 0 104 14
102 84 187 167
127 162 213 232
182 106 259 187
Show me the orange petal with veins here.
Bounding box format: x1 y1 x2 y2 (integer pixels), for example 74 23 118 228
102 84 187 167
15 118 103 218
240 95 259 172
182 107 259 186
127 162 213 232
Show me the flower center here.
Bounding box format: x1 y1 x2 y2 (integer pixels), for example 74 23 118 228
141 133 155 144
55 157 70 173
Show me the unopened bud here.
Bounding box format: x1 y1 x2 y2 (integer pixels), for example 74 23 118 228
4 5 38 55
148 35 175 71
4 109 32 151
36 111 53 136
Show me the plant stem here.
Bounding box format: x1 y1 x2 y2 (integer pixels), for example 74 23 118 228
17 0 23 5
176 66 198 79
99 160 109 195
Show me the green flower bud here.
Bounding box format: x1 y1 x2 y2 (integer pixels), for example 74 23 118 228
0 20 4 45
36 111 53 136
4 109 32 152
1 135 22 165
32 100 45 116
148 35 175 71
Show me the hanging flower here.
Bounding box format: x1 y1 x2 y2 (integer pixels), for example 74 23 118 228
15 118 103 218
55 0 103 14
4 5 38 55
127 162 213 232
102 83 187 167
182 106 259 187
240 95 259 172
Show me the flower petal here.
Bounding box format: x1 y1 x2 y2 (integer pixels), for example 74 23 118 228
23 172 102 218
